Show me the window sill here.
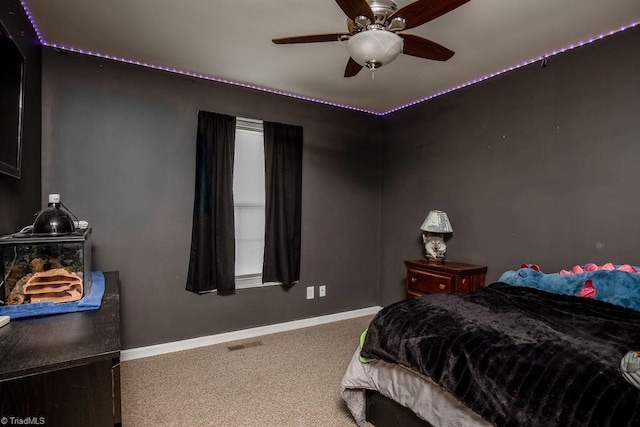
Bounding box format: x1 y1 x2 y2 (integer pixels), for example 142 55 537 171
235 275 281 290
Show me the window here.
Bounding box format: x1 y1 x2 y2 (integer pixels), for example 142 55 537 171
233 118 274 289
186 111 302 294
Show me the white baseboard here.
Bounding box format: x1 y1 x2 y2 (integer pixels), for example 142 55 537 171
121 306 382 361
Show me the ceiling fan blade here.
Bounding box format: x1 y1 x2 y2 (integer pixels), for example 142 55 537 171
390 0 470 31
344 57 363 77
334 0 374 22
272 33 349 44
401 34 454 61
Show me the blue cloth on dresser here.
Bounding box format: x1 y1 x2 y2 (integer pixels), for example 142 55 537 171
0 271 105 319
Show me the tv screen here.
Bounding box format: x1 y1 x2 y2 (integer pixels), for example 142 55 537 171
0 21 25 178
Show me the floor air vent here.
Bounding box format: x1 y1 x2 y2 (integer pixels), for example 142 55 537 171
228 340 263 351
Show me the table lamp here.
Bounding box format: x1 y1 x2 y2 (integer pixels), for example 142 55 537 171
420 210 453 262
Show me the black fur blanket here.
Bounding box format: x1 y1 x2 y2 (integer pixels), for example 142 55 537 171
360 283 640 426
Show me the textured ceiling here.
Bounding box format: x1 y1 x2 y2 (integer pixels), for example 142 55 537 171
23 0 640 114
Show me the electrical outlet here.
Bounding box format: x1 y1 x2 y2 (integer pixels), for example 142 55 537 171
319 285 326 297
306 286 314 299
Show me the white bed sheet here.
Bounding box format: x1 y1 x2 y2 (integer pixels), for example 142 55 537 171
341 347 491 427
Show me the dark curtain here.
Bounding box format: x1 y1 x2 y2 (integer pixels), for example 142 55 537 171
262 121 303 286
186 111 236 294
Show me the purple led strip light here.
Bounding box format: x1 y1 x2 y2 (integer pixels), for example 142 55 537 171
19 1 639 116
384 20 640 115
19 1 376 115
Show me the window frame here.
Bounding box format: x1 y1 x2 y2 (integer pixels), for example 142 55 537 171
234 117 280 290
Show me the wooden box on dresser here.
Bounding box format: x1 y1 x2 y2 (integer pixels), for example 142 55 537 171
405 260 487 299
0 271 121 427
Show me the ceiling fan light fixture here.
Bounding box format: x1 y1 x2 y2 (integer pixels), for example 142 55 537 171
347 30 403 69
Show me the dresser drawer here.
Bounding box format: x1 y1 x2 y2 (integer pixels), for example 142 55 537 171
407 269 453 294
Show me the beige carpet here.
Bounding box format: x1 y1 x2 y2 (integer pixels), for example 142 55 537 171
121 314 374 426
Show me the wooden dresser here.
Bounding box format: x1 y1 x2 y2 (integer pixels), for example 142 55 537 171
405 260 487 299
0 271 121 426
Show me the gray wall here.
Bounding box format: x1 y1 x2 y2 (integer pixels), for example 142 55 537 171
41 24 640 348
0 0 41 236
379 26 640 305
42 51 382 349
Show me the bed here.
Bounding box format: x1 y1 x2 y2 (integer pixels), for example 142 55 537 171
341 264 640 426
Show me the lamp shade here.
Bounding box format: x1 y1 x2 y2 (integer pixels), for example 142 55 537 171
32 206 75 235
32 194 75 236
420 210 453 233
347 30 403 69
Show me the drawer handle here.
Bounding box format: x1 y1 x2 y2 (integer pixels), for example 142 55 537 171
439 284 446 290
411 277 417 283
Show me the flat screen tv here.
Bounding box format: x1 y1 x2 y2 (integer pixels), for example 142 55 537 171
0 20 25 179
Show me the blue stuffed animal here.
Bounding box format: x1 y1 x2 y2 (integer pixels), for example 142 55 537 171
498 265 640 312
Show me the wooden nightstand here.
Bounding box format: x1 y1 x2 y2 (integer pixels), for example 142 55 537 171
404 260 487 299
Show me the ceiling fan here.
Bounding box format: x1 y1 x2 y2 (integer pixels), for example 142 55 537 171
272 0 470 78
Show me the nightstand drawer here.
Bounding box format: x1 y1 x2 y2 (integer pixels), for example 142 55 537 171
407 269 453 294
